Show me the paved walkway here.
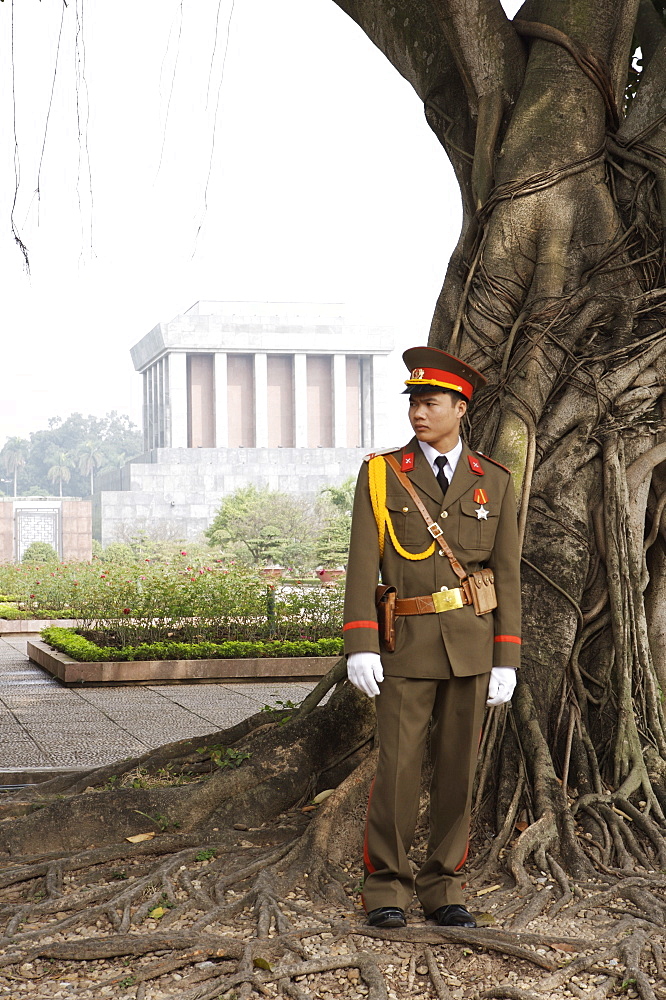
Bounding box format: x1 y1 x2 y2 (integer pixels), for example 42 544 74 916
0 634 317 780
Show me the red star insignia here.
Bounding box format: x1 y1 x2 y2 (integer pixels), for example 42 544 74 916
401 452 415 472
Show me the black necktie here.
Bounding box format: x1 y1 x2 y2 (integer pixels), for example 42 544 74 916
435 455 449 496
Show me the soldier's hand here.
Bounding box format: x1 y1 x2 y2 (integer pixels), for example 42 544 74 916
347 652 384 698
486 667 516 706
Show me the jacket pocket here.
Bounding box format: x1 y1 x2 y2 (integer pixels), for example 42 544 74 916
458 500 499 552
385 493 427 549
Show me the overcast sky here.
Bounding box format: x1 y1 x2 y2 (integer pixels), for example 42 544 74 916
0 0 519 447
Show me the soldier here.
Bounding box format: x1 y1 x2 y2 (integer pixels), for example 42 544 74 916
344 345 521 929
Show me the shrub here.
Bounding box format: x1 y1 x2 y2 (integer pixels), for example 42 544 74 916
101 542 135 564
41 626 344 663
22 542 59 563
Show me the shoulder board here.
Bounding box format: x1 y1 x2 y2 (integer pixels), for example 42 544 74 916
363 446 401 463
476 451 512 474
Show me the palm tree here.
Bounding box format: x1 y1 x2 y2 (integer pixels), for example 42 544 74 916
0 437 29 497
77 441 103 495
46 450 73 498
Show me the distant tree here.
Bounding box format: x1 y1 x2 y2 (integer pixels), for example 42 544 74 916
3 412 142 496
315 477 355 567
205 485 318 569
0 437 29 497
318 477 355 515
46 450 73 497
77 441 104 495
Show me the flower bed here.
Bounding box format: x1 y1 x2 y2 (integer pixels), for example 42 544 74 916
29 634 340 686
41 626 343 663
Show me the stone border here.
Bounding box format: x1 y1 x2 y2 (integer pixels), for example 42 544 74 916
0 619 76 633
27 639 338 686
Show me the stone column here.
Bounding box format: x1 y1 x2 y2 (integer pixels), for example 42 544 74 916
168 352 188 448
214 352 228 448
362 355 376 448
333 353 347 447
294 353 308 447
254 352 268 448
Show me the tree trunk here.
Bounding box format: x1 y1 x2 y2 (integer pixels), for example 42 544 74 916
329 0 666 877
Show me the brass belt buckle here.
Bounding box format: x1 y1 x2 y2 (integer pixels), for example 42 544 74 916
432 588 464 613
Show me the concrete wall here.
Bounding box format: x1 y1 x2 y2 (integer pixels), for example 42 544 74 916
95 446 367 545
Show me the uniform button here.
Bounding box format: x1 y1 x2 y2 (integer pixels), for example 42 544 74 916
438 550 444 556
440 586 448 592
402 506 409 512
441 511 448 519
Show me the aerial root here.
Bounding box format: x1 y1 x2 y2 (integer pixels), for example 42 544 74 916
477 989 543 1000
508 884 553 929
507 811 557 892
620 928 659 1000
172 951 392 1000
424 945 455 999
356 925 559 970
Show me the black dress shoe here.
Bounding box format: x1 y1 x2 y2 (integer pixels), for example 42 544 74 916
427 904 476 928
366 906 406 928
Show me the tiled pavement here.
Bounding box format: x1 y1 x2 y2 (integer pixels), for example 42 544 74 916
0 634 317 778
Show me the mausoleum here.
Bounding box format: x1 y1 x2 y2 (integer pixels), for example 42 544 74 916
93 302 393 544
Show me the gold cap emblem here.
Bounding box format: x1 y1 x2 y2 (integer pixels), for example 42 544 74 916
412 368 425 379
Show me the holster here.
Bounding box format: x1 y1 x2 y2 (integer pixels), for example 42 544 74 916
375 584 397 652
462 569 497 615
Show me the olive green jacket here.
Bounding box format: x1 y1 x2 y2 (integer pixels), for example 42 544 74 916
343 438 522 678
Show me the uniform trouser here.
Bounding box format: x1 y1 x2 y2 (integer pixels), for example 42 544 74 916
362 672 489 915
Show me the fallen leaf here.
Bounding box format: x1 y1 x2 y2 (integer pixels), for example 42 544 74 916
551 942 578 953
476 884 501 896
149 906 167 919
253 957 273 971
238 840 254 848
515 821 529 832
474 912 496 927
301 805 317 812
126 832 156 844
312 789 335 804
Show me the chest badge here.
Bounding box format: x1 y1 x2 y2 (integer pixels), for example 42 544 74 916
473 488 488 504
401 452 415 472
468 455 484 475
475 505 489 520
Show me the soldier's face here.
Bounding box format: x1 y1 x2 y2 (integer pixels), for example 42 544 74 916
408 392 467 452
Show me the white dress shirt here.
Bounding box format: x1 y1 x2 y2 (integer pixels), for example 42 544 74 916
418 437 462 485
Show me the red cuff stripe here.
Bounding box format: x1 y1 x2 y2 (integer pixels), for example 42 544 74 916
343 620 378 632
494 635 521 644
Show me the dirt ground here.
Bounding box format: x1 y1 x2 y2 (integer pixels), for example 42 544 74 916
0 809 663 1000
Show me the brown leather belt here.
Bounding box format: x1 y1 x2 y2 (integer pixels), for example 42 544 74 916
395 588 470 615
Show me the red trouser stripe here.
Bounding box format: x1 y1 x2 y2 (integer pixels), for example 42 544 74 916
343 620 378 631
494 635 521 644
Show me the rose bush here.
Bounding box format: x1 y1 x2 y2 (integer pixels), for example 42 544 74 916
0 555 343 642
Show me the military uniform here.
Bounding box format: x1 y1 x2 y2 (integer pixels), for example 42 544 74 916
343 349 521 917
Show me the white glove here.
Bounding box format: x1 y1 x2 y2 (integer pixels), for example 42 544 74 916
347 652 384 698
486 667 517 706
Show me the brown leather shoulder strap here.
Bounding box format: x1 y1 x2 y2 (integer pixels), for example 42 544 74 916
384 453 467 582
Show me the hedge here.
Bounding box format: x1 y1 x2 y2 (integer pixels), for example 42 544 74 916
41 626 344 663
